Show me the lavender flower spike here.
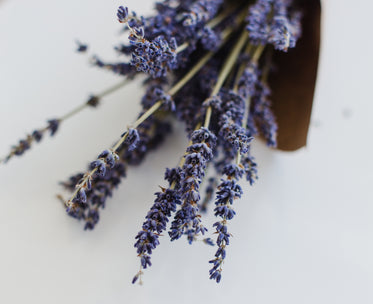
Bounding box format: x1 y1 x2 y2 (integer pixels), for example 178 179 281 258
183 0 224 26
117 6 178 78
0 118 60 164
247 0 302 52
132 166 182 284
209 164 244 283
1 78 130 165
65 149 119 214
169 127 217 244
133 186 181 284
117 6 130 23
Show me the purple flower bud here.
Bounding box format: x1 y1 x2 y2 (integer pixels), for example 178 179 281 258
117 6 129 23
32 130 43 142
124 128 140 151
90 159 106 177
47 119 59 136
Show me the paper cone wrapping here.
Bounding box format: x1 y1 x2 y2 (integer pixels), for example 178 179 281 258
269 0 321 151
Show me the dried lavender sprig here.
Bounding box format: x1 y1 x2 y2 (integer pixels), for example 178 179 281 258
64 104 162 212
209 45 265 283
132 173 182 285
133 125 211 285
0 79 130 165
209 164 244 283
168 127 217 243
62 117 171 228
133 129 216 284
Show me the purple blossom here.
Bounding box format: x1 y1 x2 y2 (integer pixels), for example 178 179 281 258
84 209 99 230
242 153 258 185
252 80 277 147
124 128 140 151
246 0 302 51
133 186 181 283
217 91 253 155
209 164 243 283
76 40 88 53
203 95 222 112
200 26 221 51
169 128 216 244
183 0 224 26
31 130 43 142
203 237 215 246
63 117 172 228
268 12 302 51
47 119 60 136
101 1 232 79
165 167 182 189
130 35 178 78
117 6 129 23
246 0 273 45
219 114 253 155
238 62 259 99
142 86 175 111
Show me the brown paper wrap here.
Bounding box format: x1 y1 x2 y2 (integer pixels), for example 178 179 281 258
269 0 321 151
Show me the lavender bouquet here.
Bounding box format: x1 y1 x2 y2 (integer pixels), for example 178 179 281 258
1 0 320 284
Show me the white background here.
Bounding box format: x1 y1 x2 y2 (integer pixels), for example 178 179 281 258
0 0 372 303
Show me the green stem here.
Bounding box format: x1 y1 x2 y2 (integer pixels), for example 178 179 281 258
60 79 130 121
212 30 248 97
204 29 249 128
0 79 130 165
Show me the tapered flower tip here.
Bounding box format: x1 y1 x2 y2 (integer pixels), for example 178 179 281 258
117 6 129 23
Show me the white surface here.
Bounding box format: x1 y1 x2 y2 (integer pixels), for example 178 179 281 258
0 0 372 303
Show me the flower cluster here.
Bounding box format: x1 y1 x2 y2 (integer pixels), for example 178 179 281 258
246 0 302 51
62 116 172 227
2 0 304 284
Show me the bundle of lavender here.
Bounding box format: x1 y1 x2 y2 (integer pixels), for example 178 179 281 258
1 0 320 284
